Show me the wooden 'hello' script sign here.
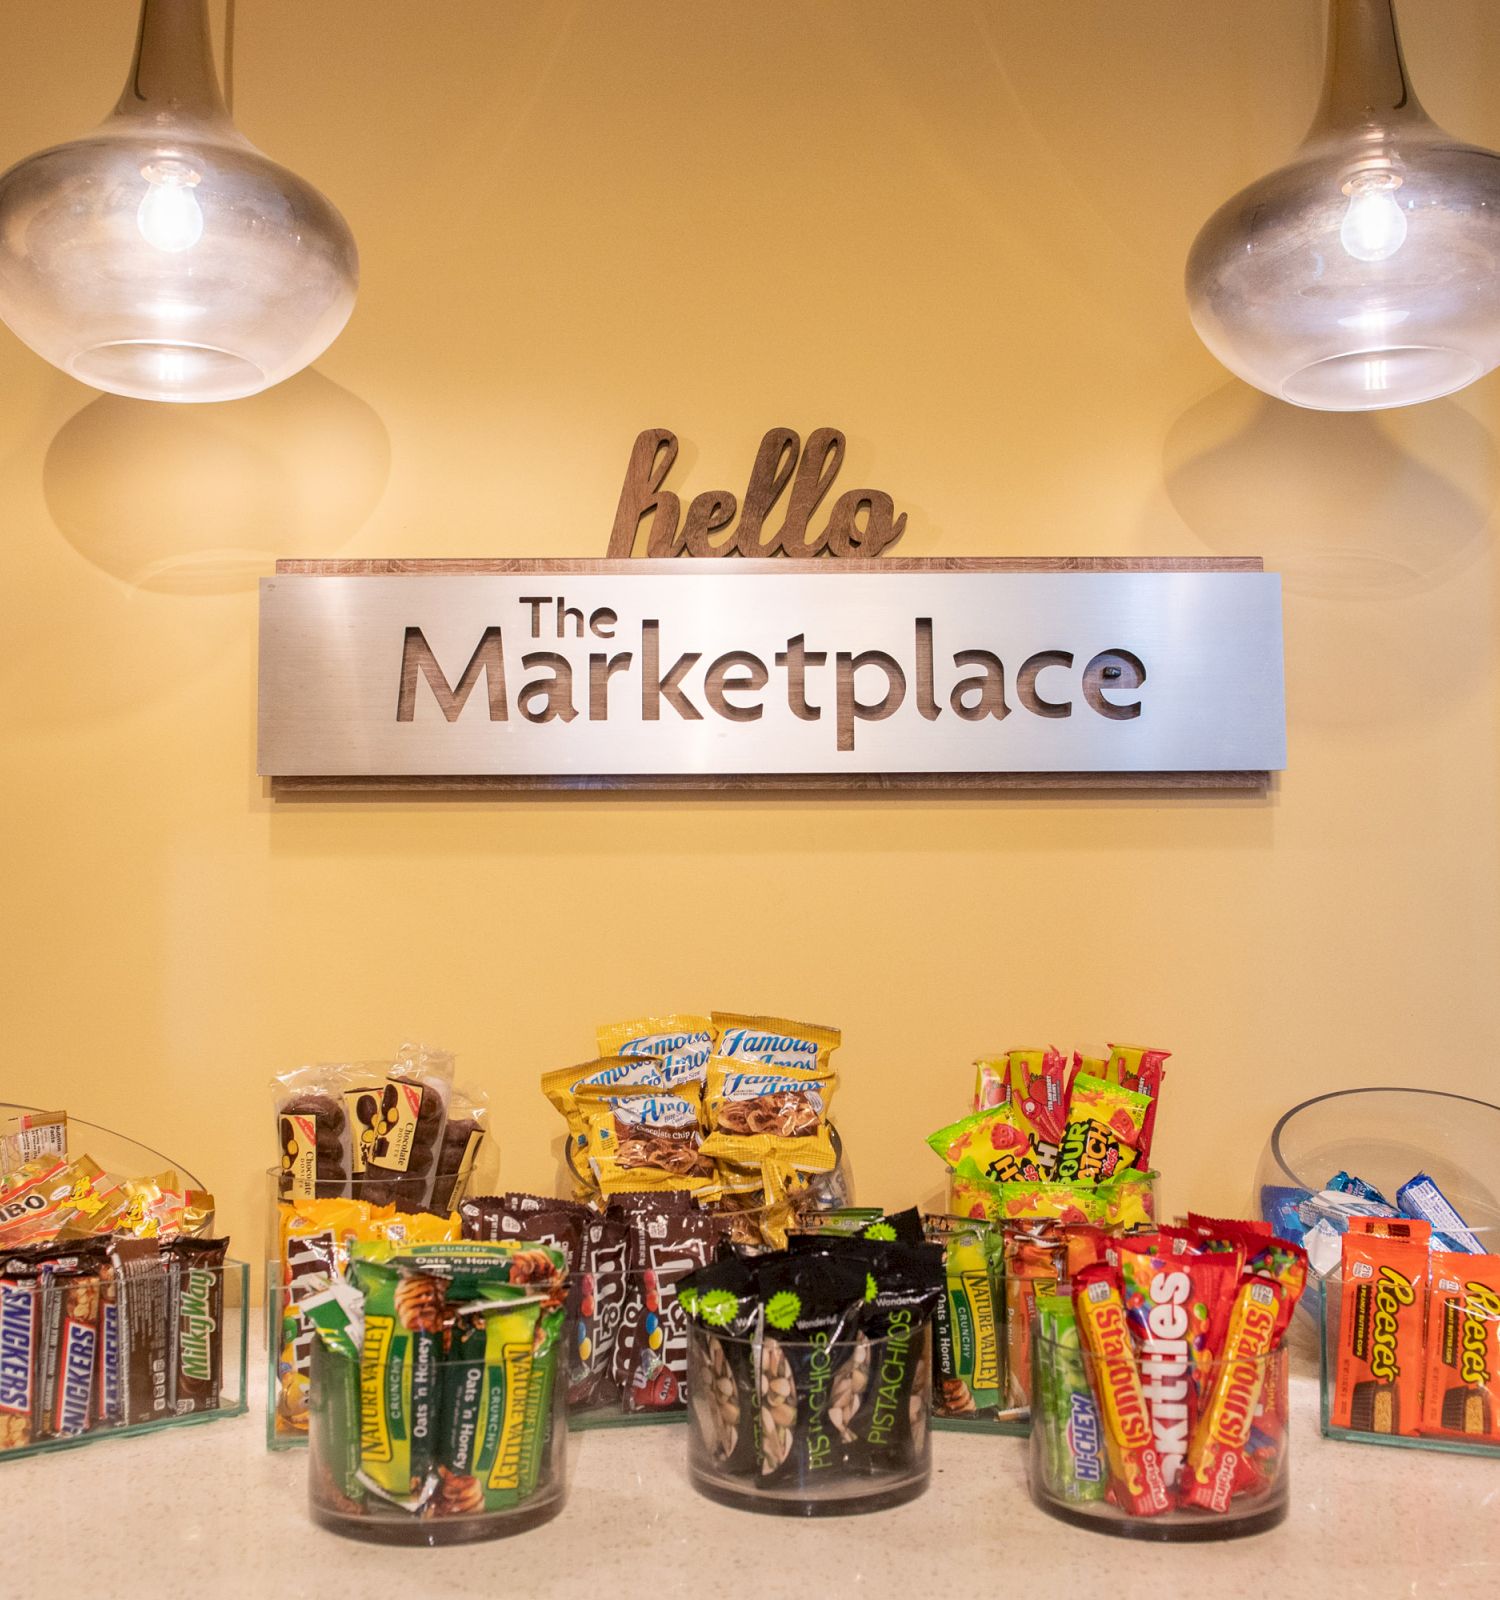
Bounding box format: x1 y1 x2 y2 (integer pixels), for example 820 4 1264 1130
608 427 905 558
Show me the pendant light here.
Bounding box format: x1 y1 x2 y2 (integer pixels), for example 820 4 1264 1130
1186 0 1500 412
0 0 357 403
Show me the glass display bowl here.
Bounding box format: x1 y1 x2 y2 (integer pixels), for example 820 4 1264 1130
0 1100 205 1189
1256 1087 1500 1248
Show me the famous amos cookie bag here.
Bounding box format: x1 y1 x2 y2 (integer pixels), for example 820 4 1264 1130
699 1057 839 1191
710 1012 840 1072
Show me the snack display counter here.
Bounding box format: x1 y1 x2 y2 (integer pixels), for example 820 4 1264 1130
4 1349 1494 1600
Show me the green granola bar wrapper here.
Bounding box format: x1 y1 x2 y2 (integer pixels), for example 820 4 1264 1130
351 1256 443 1507
1035 1289 1105 1503
309 1340 364 1513
925 1215 1003 1417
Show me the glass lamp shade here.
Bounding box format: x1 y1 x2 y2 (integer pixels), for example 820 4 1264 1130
0 0 356 403
1186 0 1500 412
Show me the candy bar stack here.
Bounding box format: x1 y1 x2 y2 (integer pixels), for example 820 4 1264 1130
0 1109 229 1455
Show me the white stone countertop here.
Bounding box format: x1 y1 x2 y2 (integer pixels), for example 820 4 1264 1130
5 1319 1497 1600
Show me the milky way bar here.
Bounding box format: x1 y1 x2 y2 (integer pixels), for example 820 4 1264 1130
166 1237 227 1415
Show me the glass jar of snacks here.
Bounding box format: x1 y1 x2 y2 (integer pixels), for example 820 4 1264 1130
680 1236 941 1516
303 1241 571 1545
1028 1260 1298 1541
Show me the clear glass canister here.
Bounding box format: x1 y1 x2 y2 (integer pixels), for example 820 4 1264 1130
686 1318 932 1515
307 1299 570 1545
1029 1321 1290 1541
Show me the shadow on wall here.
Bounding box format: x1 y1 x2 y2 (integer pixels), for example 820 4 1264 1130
42 368 390 594
1163 381 1498 732
1164 382 1495 599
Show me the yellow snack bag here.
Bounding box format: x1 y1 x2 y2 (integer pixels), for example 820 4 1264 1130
596 1013 715 1060
580 1083 717 1195
710 1012 841 1071
699 1057 838 1174
371 1208 461 1246
542 1055 662 1144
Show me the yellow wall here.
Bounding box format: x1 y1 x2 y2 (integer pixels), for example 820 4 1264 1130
3 2 1498 1272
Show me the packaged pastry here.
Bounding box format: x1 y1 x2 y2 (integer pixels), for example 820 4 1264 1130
273 1065 353 1202
360 1044 456 1212
710 1012 841 1072
1052 1074 1149 1184
1333 1216 1429 1438
1421 1250 1500 1440
431 1086 489 1214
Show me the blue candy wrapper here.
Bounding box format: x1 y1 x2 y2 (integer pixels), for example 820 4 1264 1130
1396 1171 1484 1254
1260 1184 1312 1242
1327 1170 1392 1208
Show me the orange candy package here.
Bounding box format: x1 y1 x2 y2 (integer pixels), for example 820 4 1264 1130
1332 1216 1430 1438
1421 1250 1500 1441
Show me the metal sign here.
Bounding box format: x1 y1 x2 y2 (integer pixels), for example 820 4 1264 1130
257 559 1286 790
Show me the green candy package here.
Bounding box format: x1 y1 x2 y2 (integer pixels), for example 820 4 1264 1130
1034 1289 1105 1503
308 1340 364 1513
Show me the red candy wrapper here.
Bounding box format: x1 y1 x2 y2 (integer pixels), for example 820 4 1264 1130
1072 1263 1172 1516
1103 1045 1169 1165
1180 1241 1306 1513
1113 1236 1242 1491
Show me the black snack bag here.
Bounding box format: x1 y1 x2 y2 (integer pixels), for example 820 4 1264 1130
841 1241 944 1475
680 1255 762 1476
164 1235 228 1414
609 1196 726 1412
863 1208 926 1246
751 1252 868 1492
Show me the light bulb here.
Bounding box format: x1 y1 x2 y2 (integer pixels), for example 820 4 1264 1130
1186 0 1500 412
1339 172 1407 262
0 0 357 403
136 161 203 253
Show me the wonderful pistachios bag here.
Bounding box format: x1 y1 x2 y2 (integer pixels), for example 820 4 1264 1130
749 1252 868 1493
